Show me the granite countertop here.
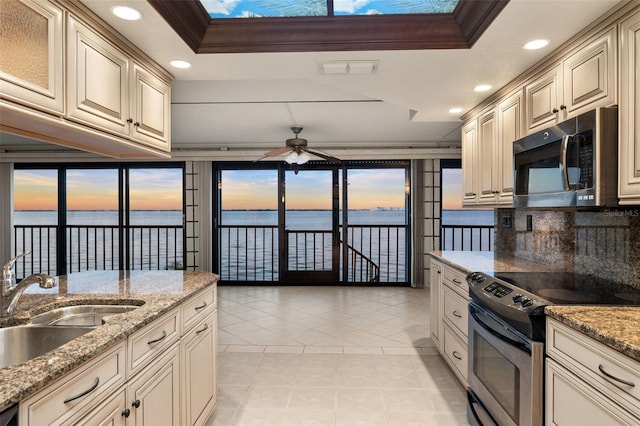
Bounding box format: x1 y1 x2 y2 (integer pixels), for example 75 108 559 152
0 269 218 412
429 250 560 275
545 306 640 363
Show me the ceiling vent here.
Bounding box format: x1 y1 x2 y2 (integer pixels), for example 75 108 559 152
319 61 379 75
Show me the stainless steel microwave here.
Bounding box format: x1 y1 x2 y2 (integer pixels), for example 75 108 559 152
513 107 618 208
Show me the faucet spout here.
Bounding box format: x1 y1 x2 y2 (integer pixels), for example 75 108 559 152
1 273 57 317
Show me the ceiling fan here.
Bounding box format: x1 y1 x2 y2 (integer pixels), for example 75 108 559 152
258 126 340 164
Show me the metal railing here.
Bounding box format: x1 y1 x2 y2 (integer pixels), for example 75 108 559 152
441 224 494 251
218 224 404 283
13 224 184 278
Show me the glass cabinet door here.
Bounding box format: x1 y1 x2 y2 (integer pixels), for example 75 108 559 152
0 0 64 113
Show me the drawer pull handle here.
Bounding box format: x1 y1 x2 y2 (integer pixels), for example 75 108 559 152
452 311 462 318
452 279 462 285
598 364 635 387
196 323 209 334
452 351 463 361
147 330 167 345
195 302 207 311
64 377 100 403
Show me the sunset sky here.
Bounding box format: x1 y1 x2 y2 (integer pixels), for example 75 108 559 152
14 167 462 211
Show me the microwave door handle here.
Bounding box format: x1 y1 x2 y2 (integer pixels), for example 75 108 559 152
560 134 572 191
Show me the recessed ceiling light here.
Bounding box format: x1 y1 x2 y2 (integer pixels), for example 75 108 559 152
111 6 142 21
474 84 492 92
449 107 463 114
170 60 192 69
523 39 550 50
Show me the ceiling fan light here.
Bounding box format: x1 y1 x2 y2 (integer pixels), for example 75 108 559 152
285 151 299 164
296 152 312 164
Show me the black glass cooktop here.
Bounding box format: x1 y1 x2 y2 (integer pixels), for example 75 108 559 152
493 272 640 306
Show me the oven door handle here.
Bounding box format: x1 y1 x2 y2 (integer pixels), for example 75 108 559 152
469 306 531 354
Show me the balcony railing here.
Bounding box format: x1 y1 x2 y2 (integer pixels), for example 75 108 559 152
441 224 494 251
13 224 184 278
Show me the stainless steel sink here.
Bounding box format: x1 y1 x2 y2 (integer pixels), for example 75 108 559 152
0 325 92 369
30 304 140 327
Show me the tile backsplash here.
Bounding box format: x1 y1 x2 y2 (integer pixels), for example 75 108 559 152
495 207 640 288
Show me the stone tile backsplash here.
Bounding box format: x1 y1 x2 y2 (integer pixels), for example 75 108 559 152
495 207 640 288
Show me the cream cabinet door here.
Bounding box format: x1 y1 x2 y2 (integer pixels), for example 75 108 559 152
75 389 127 426
0 0 64 114
181 311 217 426
496 89 523 205
429 260 443 350
525 63 564 133
619 10 640 205
563 26 616 117
129 344 181 426
462 119 478 205
477 109 498 205
130 64 171 151
66 15 130 136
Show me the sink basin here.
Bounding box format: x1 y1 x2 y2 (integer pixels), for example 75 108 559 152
0 326 92 369
31 304 140 327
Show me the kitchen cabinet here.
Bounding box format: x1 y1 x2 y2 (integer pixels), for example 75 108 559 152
618 9 640 205
0 0 172 158
430 256 469 386
66 15 171 152
0 0 64 115
461 119 478 205
19 342 127 425
546 318 640 425
429 259 443 350
525 26 616 134
462 89 522 207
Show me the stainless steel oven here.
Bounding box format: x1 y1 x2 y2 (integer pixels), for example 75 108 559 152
467 301 544 426
466 271 640 426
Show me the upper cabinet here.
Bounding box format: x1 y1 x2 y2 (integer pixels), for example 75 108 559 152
0 0 64 114
618 9 640 205
66 16 171 152
525 26 617 134
0 0 172 158
462 89 522 207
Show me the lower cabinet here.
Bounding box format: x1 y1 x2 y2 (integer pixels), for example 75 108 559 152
430 256 469 386
19 286 218 426
546 318 640 425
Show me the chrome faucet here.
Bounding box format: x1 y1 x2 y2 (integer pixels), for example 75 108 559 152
1 252 56 317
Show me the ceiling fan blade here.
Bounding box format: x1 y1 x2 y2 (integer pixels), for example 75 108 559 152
263 146 292 157
307 147 340 162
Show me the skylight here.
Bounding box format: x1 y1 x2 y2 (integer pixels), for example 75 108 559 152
201 0 459 19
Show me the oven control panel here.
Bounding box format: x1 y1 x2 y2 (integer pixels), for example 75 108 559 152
467 272 548 313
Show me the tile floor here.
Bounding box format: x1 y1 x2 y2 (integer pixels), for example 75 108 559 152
206 285 469 426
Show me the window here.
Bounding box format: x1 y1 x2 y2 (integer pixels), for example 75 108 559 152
12 164 185 278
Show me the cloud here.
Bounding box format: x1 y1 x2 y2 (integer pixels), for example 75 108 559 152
334 0 371 14
201 0 241 15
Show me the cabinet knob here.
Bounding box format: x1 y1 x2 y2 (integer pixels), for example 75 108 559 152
134 122 140 127
560 104 567 110
121 409 131 418
126 118 133 123
552 108 559 114
132 399 141 408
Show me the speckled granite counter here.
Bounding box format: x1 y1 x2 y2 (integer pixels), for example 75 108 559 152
429 251 560 275
545 306 640 363
0 269 218 412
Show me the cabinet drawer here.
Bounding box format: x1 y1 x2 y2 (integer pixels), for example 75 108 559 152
21 342 126 426
442 283 468 338
443 265 468 295
547 319 640 415
128 308 180 376
546 358 640 425
443 325 468 383
182 285 216 334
